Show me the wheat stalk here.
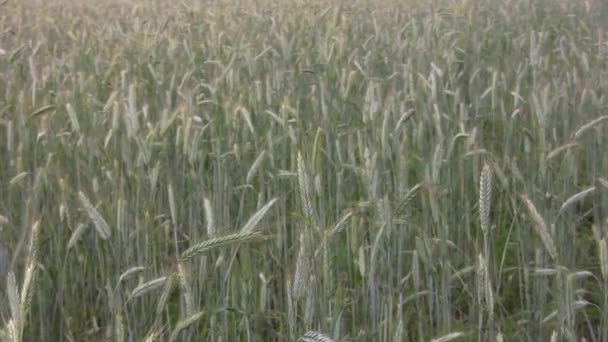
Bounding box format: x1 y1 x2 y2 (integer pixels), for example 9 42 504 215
477 253 494 314
113 296 125 342
412 250 421 291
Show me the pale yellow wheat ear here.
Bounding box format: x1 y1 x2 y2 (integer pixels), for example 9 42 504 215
328 210 353 236
155 274 176 316
78 191 111 239
292 231 309 300
598 238 608 282
479 163 493 235
168 310 204 342
180 231 265 261
597 177 608 190
430 331 466 342
293 151 314 301
176 261 194 315
239 198 278 234
550 330 559 342
6 271 20 341
558 186 596 215
203 197 215 237
4 220 41 342
297 152 316 228
573 115 608 141
142 329 162 342
521 195 558 261
395 183 422 216
299 330 335 342
130 276 170 300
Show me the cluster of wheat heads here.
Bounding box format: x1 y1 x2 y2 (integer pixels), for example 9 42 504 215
1 0 608 340
0 221 40 341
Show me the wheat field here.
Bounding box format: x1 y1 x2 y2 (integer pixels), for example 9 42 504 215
1 0 608 340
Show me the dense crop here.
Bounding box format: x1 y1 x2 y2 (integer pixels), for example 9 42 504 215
0 0 607 340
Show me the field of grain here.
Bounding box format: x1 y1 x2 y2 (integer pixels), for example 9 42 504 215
1 0 608 340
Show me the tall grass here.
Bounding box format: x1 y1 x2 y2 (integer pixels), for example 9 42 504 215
0 0 607 340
